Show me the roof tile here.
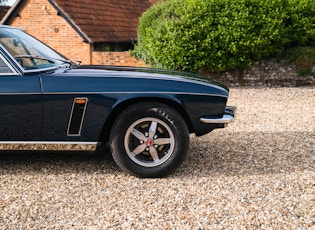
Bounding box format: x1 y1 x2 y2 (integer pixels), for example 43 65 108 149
52 0 159 43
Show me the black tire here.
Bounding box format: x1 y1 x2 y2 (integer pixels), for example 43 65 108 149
109 102 189 178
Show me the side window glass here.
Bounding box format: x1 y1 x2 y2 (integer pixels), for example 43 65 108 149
0 37 54 70
0 55 14 74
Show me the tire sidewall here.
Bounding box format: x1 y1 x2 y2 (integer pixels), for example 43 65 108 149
110 102 189 178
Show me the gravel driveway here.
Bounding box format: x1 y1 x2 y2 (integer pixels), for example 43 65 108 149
0 87 314 229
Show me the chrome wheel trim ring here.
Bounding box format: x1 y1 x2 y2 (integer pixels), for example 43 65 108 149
124 117 175 167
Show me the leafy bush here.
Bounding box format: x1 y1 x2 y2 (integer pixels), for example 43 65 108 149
282 46 315 77
286 0 315 46
133 0 315 72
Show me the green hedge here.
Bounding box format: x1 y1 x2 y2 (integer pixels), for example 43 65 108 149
133 0 315 72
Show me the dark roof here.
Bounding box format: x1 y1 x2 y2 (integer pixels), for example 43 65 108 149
1 0 159 43
0 6 10 20
50 0 157 43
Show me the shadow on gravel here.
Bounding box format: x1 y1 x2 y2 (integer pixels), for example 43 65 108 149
0 147 121 175
0 132 313 177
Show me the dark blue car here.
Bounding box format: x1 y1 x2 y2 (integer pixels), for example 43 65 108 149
0 25 235 177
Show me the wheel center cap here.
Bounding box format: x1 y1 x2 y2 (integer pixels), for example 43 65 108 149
145 138 154 147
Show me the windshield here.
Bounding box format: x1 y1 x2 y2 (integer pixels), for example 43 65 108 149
0 27 68 71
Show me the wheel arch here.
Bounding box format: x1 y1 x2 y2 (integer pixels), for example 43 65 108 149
99 96 194 143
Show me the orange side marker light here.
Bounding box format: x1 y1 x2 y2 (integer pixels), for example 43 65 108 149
75 99 87 104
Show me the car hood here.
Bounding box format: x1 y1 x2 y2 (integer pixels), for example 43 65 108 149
44 65 229 97
76 65 229 91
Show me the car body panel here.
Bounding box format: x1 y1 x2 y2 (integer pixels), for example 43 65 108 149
38 67 228 140
0 26 235 145
0 75 42 141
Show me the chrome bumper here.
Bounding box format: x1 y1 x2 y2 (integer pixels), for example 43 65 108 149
200 106 236 124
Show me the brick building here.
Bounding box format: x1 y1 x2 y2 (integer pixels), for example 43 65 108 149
1 0 160 66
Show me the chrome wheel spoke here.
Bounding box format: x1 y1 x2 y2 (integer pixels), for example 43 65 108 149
124 117 175 167
154 138 171 145
149 146 159 162
131 128 146 141
149 121 157 138
132 143 147 155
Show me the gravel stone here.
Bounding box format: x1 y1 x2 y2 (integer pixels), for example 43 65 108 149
0 87 314 229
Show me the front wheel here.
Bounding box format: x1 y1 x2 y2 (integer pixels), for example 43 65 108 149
109 102 189 178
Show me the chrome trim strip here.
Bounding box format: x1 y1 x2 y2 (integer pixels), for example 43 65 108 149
0 92 227 98
0 73 19 76
0 43 24 74
200 114 235 124
0 141 98 145
22 66 61 73
41 92 228 98
67 97 89 136
200 106 236 124
0 51 20 75
0 93 42 95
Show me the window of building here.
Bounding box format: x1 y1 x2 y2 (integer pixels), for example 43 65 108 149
93 42 134 52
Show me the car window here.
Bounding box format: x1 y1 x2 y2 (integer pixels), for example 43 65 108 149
0 37 55 70
0 28 68 72
0 53 16 75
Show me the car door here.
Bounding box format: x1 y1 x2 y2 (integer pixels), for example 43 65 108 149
0 53 42 141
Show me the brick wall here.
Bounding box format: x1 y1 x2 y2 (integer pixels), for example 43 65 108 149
10 0 91 64
92 51 147 67
8 0 148 67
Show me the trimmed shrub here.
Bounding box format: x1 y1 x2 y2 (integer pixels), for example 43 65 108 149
133 0 315 72
286 0 315 45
